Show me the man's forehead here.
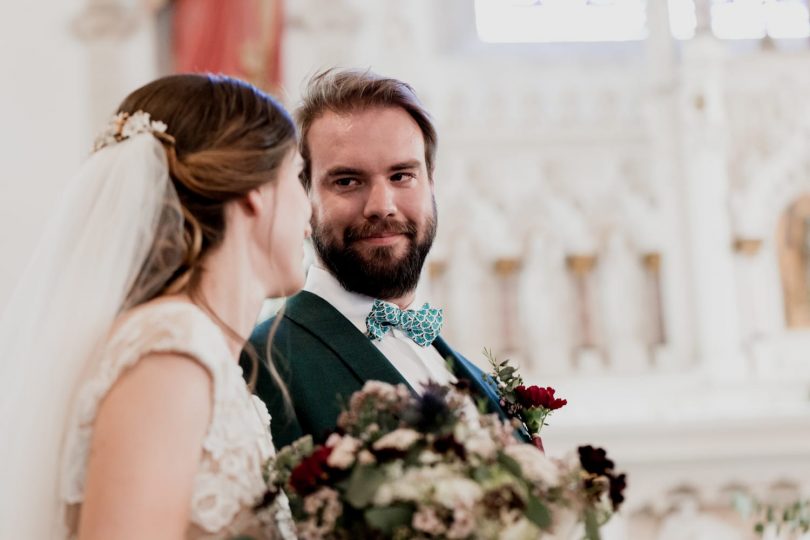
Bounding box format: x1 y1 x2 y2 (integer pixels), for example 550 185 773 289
308 108 426 171
309 107 421 141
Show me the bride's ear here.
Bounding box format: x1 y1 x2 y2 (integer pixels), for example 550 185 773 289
239 186 273 217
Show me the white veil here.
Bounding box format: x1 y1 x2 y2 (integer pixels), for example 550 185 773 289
0 131 184 537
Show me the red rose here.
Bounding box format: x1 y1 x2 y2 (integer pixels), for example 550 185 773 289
514 385 567 411
289 446 334 495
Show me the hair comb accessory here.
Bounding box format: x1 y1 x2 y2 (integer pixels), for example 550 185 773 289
92 110 173 152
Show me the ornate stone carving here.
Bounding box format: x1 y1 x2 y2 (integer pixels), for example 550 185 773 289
72 1 141 41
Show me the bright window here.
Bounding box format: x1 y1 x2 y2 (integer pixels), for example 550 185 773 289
475 0 810 43
711 0 810 40
474 0 648 43
669 0 698 39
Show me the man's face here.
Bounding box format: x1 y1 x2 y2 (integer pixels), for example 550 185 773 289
308 106 437 300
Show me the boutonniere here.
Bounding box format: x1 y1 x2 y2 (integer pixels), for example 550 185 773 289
483 348 567 452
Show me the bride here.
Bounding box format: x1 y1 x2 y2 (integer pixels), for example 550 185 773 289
0 74 311 539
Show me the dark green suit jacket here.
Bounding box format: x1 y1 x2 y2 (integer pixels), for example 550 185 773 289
242 291 520 448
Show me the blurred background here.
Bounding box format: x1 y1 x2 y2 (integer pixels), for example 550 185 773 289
2 0 810 537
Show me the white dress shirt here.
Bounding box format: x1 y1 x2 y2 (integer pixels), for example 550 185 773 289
303 265 456 393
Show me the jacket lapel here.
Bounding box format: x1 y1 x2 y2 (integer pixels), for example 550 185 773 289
434 338 530 441
283 291 414 391
432 337 504 418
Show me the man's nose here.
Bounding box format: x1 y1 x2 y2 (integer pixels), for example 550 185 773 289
363 179 397 219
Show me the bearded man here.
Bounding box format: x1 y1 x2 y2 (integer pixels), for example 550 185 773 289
246 69 514 446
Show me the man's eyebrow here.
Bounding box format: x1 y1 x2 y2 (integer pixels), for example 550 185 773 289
324 166 365 178
388 160 421 172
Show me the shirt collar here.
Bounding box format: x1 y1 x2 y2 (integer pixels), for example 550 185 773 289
303 264 426 332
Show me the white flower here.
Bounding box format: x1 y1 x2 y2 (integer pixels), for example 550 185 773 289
374 476 423 505
325 435 361 470
360 380 399 400
503 444 561 486
302 487 342 525
92 111 169 152
418 450 443 465
412 506 447 535
447 506 476 538
463 429 498 460
434 478 483 509
357 449 376 465
373 464 454 505
372 428 422 452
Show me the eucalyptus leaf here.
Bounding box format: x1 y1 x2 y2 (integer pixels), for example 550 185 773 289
497 452 523 478
345 465 387 508
525 493 552 529
365 505 414 534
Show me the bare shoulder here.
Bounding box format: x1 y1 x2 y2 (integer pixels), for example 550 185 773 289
80 352 214 539
100 350 213 424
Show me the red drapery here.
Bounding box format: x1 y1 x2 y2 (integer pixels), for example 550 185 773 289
172 0 284 92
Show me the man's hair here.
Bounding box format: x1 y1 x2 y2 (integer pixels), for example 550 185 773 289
296 68 438 190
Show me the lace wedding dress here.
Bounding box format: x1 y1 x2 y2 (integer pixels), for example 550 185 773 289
59 301 295 539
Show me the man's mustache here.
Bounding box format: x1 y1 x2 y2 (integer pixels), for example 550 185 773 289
344 220 417 243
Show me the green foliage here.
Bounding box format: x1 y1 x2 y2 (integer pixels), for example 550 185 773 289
584 508 602 540
522 407 546 434
345 465 388 509
497 451 523 479
483 348 525 395
526 493 552 529
365 505 415 535
734 493 810 536
273 436 313 477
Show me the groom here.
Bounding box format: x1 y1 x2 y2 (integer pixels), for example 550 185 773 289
245 69 513 447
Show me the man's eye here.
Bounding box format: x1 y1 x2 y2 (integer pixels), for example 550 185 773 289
391 172 415 182
335 178 357 187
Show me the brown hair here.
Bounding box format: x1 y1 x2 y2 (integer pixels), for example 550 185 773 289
296 68 437 190
119 73 296 293
117 73 296 396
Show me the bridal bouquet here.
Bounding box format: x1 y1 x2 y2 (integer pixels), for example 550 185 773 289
257 381 625 540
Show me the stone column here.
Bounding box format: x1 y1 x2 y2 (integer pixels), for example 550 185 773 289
643 0 694 372
72 0 160 132
678 31 746 379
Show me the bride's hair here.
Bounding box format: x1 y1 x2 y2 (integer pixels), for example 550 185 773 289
117 73 295 395
118 73 296 301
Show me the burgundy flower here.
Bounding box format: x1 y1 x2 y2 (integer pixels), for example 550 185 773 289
514 385 567 411
609 472 627 511
577 445 627 510
289 446 334 495
577 445 614 476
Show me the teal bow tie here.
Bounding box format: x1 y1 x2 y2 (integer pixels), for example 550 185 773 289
365 299 443 347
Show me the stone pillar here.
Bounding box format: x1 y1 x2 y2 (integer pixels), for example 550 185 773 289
678 33 746 379
643 0 694 372
72 0 160 132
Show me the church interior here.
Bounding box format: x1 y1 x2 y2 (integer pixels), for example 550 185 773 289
2 0 810 538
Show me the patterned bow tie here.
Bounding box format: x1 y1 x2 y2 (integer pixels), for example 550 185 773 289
365 299 444 347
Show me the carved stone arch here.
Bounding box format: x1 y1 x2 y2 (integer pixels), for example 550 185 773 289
731 148 810 238
729 153 810 336
761 156 810 239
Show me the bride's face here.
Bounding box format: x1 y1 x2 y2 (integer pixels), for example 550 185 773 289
253 150 312 298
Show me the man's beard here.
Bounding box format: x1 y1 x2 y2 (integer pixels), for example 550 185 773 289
312 208 437 300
